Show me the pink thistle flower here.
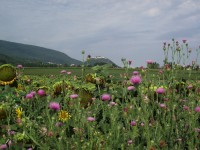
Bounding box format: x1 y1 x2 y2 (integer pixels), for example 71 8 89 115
26 93 33 99
8 130 15 136
16 118 22 125
163 98 169 101
194 106 200 112
128 60 132 65
101 94 111 101
146 60 153 64
130 75 142 85
159 69 163 74
195 128 200 133
60 70 67 74
67 71 71 75
55 122 63 127
37 89 46 96
49 102 60 111
123 107 128 113
0 144 7 150
87 117 95 122
133 71 139 75
183 105 189 111
70 94 78 99
30 91 36 96
159 103 166 108
26 79 31 83
130 120 137 126
109 101 117 106
187 85 193 89
127 140 133 145
17 64 23 69
182 39 187 43
156 87 165 94
127 86 135 91
140 122 145 126
47 131 54 137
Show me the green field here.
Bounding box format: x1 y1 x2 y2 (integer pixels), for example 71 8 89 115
23 67 200 80
1 65 200 149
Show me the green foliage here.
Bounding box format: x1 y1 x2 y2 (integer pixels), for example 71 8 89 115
0 39 200 149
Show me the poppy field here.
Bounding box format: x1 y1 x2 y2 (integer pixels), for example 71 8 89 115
0 39 200 150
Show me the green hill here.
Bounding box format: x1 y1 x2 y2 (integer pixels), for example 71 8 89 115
0 40 118 67
86 56 118 67
0 40 82 66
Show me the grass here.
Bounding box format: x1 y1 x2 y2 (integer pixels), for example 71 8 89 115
22 67 200 80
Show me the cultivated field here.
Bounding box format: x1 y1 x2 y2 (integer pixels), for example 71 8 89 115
0 39 200 149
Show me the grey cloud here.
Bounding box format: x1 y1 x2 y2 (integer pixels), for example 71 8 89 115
0 0 200 66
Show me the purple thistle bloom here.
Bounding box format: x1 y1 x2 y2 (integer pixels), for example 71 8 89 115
195 128 200 133
133 71 139 75
26 93 33 99
130 120 137 126
55 122 63 127
30 91 36 96
130 76 142 85
182 39 187 43
49 102 60 111
101 94 111 101
159 103 166 108
70 94 79 99
127 140 133 145
67 71 71 75
87 117 95 122
127 86 135 91
159 69 163 74
187 85 193 89
17 64 23 69
194 106 200 112
60 70 67 74
109 101 117 106
156 87 165 94
183 105 189 111
0 144 7 150
140 122 145 126
146 60 153 64
8 130 15 136
37 89 45 96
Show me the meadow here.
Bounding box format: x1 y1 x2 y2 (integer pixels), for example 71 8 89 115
0 39 200 150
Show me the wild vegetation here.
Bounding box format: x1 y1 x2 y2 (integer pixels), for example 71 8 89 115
0 39 200 149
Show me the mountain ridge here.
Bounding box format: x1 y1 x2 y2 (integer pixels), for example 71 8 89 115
0 40 118 67
0 40 82 66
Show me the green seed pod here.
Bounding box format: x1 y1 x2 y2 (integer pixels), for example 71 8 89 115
0 105 7 119
78 89 93 108
53 81 70 96
0 64 17 85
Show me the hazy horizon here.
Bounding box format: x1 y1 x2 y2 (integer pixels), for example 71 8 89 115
0 0 200 67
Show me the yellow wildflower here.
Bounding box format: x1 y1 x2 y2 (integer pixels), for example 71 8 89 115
16 107 23 118
58 110 71 122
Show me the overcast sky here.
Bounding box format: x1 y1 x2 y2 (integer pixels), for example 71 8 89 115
0 0 200 67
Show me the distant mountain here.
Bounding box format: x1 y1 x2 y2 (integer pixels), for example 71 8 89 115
0 40 118 67
0 40 81 66
86 56 118 67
